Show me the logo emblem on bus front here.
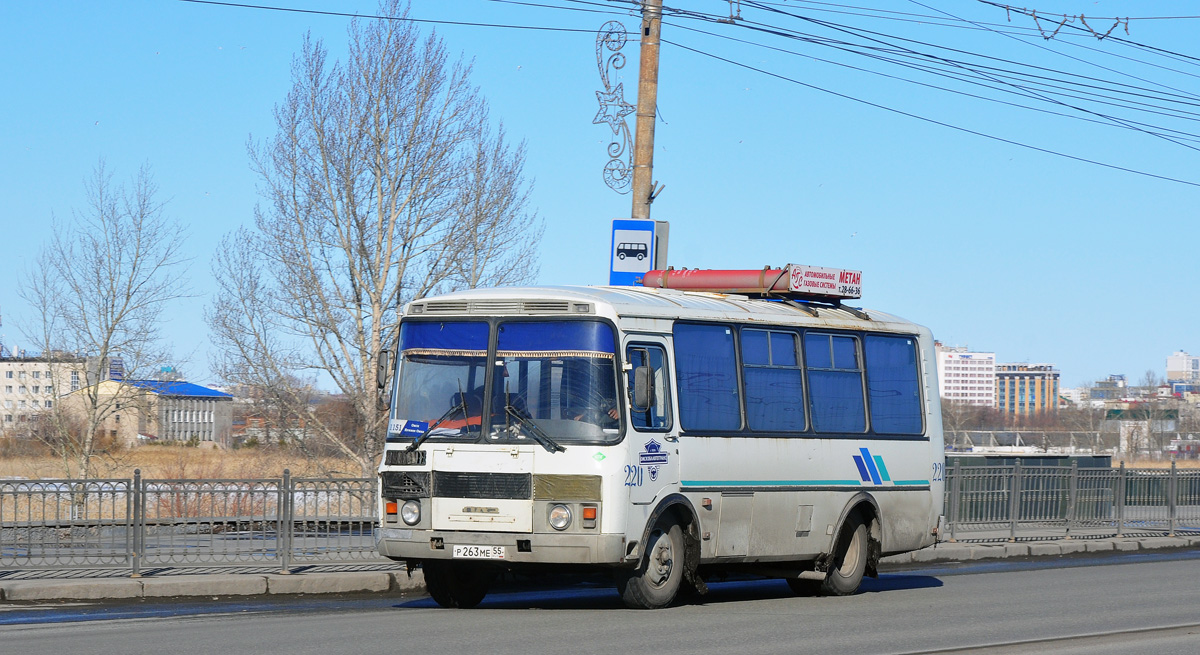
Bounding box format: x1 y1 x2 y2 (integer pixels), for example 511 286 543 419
639 439 669 482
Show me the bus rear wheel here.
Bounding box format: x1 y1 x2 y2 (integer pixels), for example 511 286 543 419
617 520 683 609
422 560 495 608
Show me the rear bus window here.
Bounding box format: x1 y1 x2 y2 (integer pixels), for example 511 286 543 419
864 335 923 435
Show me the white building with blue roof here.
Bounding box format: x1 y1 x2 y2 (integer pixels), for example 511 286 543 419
66 379 234 448
125 380 234 446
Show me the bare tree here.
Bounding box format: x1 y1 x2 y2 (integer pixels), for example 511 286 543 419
1137 369 1177 456
208 1 542 475
450 121 542 287
1139 369 1161 395
19 162 190 479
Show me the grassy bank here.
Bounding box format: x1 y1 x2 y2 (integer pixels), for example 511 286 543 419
0 445 363 480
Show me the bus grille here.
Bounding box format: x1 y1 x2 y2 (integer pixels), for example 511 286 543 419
433 471 532 500
381 471 430 499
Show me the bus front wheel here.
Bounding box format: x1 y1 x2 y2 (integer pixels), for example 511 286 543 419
422 560 495 608
617 520 684 609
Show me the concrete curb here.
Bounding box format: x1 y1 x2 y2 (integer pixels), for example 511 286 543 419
265 571 391 595
2 578 143 601
879 534 1198 566
0 570 428 602
143 574 268 598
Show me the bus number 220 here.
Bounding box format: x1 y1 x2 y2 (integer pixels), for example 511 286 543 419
624 465 643 487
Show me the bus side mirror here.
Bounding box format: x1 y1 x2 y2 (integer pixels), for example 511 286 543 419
633 365 654 411
376 350 391 411
377 350 391 390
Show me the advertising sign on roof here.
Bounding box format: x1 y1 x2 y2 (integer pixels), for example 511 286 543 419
788 264 862 299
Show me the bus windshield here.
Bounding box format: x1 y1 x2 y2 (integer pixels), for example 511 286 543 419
392 319 622 445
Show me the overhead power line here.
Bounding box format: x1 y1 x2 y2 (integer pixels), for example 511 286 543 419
737 0 1200 103
661 37 1200 189
665 0 1200 154
482 0 636 17
684 0 1200 100
178 0 613 33
666 21 1200 144
977 1 1200 24
972 0 1200 66
183 0 1200 187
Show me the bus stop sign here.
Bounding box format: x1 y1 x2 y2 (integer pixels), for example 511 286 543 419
610 219 668 286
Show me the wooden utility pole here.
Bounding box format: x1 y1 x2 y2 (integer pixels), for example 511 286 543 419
630 0 663 220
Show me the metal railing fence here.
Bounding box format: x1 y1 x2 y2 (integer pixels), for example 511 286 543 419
945 459 1200 541
2 470 381 574
7 463 1199 573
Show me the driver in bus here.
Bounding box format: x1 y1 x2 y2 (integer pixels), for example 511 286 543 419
564 360 619 428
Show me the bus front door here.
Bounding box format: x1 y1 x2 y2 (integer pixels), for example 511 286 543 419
623 341 678 505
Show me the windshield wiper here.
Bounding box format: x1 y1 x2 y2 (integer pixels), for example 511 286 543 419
504 405 565 453
406 401 468 453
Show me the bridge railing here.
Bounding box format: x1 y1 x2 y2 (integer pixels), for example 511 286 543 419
1 470 381 574
7 463 1198 572
944 459 1200 541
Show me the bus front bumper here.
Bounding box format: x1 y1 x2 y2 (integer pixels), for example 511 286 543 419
376 528 627 565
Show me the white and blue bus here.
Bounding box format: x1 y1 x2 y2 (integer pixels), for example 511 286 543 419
376 266 943 608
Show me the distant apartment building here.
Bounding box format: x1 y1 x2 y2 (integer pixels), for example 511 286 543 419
0 354 87 435
1167 350 1199 383
996 363 1060 416
934 343 996 407
1089 374 1128 402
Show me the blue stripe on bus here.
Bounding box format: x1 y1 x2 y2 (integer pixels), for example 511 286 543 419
859 448 882 485
852 455 871 482
681 480 863 487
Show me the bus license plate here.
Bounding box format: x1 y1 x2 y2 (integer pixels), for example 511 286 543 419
452 545 506 560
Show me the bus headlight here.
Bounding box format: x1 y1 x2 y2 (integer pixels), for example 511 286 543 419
548 504 572 531
401 500 421 526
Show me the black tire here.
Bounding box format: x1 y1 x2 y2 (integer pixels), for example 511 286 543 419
618 252 626 260
422 560 495 609
636 253 644 261
818 511 869 596
617 521 684 609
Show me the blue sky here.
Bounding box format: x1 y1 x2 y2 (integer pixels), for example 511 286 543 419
1 1 1197 388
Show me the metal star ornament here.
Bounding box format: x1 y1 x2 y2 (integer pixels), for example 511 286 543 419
593 83 635 135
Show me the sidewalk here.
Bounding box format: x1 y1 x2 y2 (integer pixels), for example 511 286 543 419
3 535 1198 602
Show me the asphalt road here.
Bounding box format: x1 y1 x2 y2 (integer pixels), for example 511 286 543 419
3 552 1199 654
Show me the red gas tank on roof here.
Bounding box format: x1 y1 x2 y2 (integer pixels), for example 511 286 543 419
637 264 863 301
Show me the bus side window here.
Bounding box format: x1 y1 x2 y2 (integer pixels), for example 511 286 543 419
804 333 867 433
741 329 806 432
673 324 742 431
626 345 671 430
